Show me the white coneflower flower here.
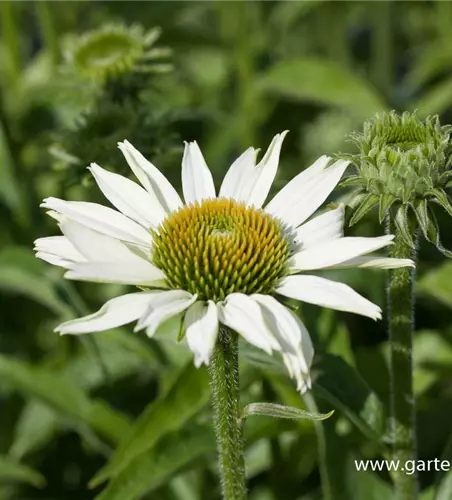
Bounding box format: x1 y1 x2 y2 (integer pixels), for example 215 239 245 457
35 132 413 393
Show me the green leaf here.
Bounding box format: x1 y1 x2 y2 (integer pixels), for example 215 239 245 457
9 402 59 460
349 194 379 226
422 208 452 259
242 402 334 421
394 205 414 248
239 342 286 375
411 78 452 117
0 354 131 444
0 455 45 487
93 426 214 500
429 188 452 218
418 262 452 308
434 435 452 500
413 330 452 394
267 376 350 500
270 0 322 31
346 454 394 500
313 354 387 446
258 58 387 118
340 176 364 188
0 247 71 316
379 194 396 223
412 199 430 238
90 361 210 487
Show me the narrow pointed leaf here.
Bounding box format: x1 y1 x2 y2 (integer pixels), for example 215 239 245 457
242 402 334 421
434 435 452 500
0 248 71 316
339 176 363 188
413 199 431 240
0 456 46 487
418 262 452 308
349 194 379 226
0 354 131 443
314 354 387 445
394 205 414 248
94 426 215 500
425 208 452 258
379 194 396 223
90 362 210 487
429 188 452 217
258 58 387 118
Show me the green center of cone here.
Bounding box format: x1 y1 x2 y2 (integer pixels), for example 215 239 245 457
152 198 291 302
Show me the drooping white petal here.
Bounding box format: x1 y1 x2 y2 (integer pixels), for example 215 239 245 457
329 255 415 269
118 140 183 213
265 157 349 228
89 163 166 229
55 292 158 335
59 219 149 262
252 294 313 393
41 198 153 247
65 261 166 286
276 275 381 320
217 293 280 354
35 252 76 269
34 236 84 269
184 300 219 367
135 290 197 338
181 141 215 204
291 235 394 272
245 131 289 209
295 204 344 249
218 147 259 202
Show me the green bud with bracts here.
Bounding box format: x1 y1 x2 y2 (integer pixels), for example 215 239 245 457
340 111 452 256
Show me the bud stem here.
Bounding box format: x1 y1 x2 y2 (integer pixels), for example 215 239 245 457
387 220 419 499
209 327 247 500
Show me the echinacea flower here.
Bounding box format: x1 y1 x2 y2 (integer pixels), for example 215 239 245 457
35 132 413 393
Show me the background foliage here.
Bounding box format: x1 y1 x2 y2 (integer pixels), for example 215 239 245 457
1 2 452 499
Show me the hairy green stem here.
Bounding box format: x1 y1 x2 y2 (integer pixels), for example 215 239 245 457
387 222 418 500
209 327 247 500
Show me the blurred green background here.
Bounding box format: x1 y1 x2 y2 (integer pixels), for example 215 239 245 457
1 1 452 499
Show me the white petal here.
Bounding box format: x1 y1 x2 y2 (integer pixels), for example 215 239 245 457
135 290 197 337
55 292 158 335
246 131 288 208
277 275 381 320
265 157 349 228
182 141 215 204
217 293 280 354
330 256 415 269
252 294 313 393
295 204 344 249
59 219 149 262
34 236 84 268
41 198 153 247
184 300 219 367
89 163 166 229
218 147 259 202
35 252 76 269
65 261 166 286
291 235 394 272
118 140 183 213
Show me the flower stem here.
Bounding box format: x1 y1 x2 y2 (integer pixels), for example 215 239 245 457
209 327 247 500
387 221 418 500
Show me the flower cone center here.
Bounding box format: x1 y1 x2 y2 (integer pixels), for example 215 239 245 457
152 198 291 301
